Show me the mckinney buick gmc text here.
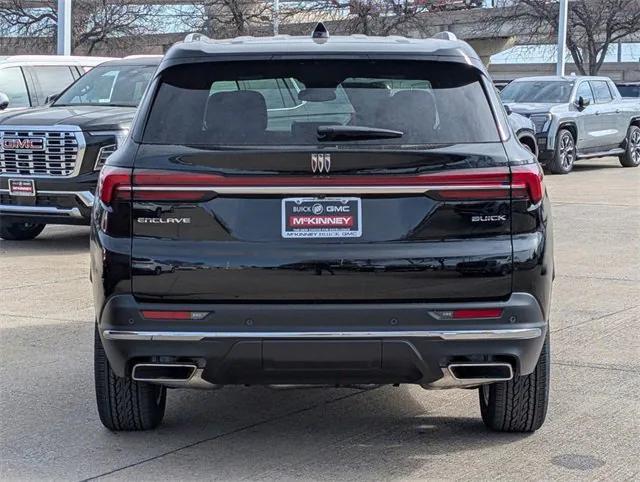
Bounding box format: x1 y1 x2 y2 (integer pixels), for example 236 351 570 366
0 56 160 240
92 26 553 433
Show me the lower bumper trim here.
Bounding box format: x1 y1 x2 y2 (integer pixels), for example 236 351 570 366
102 327 543 342
0 204 83 218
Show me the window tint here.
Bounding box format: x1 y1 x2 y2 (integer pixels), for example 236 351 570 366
55 64 156 107
211 78 301 110
575 82 594 104
617 84 640 98
591 81 613 103
143 60 500 147
501 81 573 103
32 66 75 102
0 67 30 108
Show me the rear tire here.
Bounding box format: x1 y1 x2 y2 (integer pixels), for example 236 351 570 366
619 125 640 168
94 325 166 431
0 221 45 240
548 129 575 174
479 333 550 432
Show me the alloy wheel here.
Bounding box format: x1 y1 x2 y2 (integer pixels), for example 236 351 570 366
630 129 640 165
559 133 575 170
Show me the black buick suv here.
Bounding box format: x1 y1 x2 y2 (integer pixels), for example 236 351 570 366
0 56 160 240
92 28 554 432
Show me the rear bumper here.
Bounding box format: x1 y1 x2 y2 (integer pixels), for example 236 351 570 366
98 292 548 388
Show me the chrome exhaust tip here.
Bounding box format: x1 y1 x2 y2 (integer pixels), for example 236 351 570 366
131 363 221 389
448 362 513 383
132 363 197 383
424 362 514 389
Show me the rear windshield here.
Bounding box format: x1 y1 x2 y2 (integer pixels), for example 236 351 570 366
142 60 500 147
501 80 574 104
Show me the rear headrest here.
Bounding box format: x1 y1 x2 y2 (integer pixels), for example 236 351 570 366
205 91 267 140
380 90 438 140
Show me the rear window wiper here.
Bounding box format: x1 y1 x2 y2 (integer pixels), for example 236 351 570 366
317 125 403 141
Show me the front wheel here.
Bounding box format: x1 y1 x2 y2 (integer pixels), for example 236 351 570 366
0 221 45 240
548 129 576 174
619 125 640 168
94 325 166 431
479 333 550 432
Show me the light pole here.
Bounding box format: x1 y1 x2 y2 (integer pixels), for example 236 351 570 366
556 0 569 76
273 0 280 36
57 0 72 55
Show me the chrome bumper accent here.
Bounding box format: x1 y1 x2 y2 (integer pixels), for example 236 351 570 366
0 189 94 207
0 204 83 218
126 184 511 196
103 327 543 342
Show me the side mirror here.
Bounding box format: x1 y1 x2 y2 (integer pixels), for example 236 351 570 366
577 96 590 110
45 93 60 104
0 92 9 111
504 104 513 116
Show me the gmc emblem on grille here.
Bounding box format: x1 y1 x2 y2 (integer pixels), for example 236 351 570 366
2 138 45 150
311 153 331 174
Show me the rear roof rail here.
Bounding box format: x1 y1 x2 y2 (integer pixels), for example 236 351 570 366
184 33 210 43
432 31 458 41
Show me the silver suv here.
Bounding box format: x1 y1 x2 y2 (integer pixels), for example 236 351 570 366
502 75 640 173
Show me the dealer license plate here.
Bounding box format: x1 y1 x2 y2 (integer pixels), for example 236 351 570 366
8 179 36 197
282 197 362 239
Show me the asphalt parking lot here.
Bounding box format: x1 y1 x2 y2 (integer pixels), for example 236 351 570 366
1 157 638 481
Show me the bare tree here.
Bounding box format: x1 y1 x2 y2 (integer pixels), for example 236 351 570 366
491 0 640 75
175 0 278 38
0 0 163 54
301 0 430 36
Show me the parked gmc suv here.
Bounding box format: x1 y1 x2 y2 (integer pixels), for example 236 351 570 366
501 76 640 174
92 28 553 433
0 56 160 240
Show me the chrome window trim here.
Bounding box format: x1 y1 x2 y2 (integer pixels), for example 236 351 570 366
0 124 86 178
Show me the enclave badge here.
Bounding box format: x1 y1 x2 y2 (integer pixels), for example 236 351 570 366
137 217 191 224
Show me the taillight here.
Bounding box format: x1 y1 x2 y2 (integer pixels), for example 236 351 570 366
132 171 217 202
511 164 545 204
100 165 544 205
98 165 132 204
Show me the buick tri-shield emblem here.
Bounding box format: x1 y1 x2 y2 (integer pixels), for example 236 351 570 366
311 153 331 173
